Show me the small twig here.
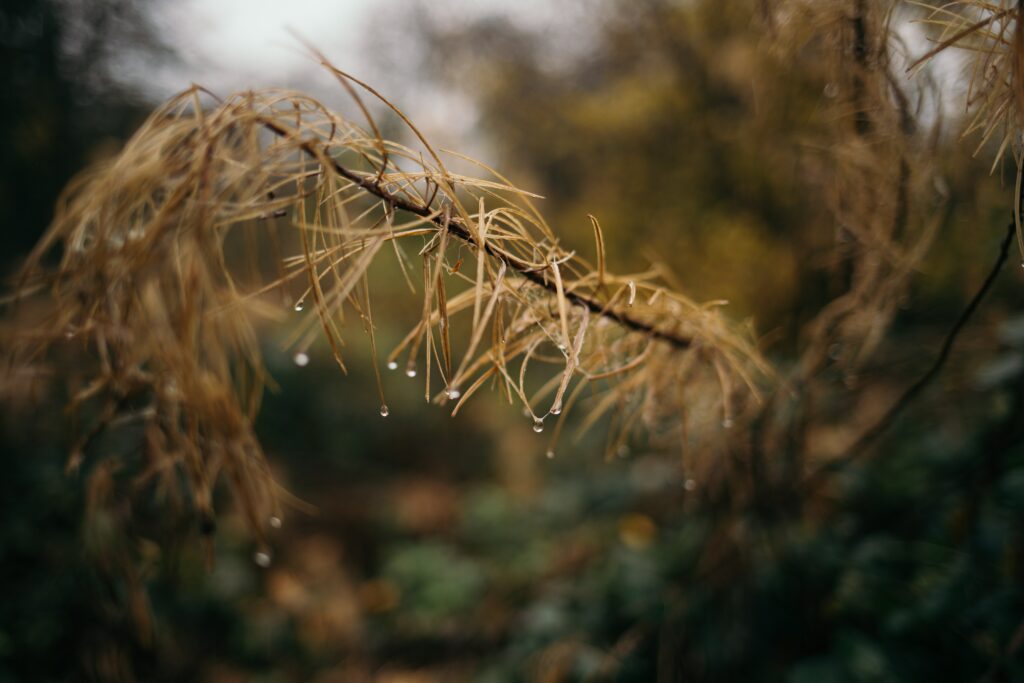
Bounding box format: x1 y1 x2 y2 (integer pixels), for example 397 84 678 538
259 119 693 350
905 6 1015 74
805 219 1015 487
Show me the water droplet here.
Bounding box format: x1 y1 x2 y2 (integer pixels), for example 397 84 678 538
557 343 567 352
823 82 839 98
387 360 398 370
293 301 304 312
722 417 735 429
163 380 181 401
550 406 562 416
447 386 461 400
545 449 555 459
63 328 75 339
379 405 390 417
293 352 310 367
253 550 272 568
684 478 697 491
616 444 630 458
627 280 637 307
405 365 417 378
269 516 282 529
532 418 545 433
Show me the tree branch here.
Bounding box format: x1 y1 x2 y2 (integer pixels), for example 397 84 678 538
805 219 1016 487
260 119 694 350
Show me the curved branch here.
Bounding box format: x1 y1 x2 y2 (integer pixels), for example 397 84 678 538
805 219 1015 487
260 119 693 350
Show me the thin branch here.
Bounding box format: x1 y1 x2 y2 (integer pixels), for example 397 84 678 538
259 119 693 350
805 219 1015 487
905 6 1014 73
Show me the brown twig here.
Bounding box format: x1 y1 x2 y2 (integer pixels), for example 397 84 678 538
804 219 1015 488
259 119 693 351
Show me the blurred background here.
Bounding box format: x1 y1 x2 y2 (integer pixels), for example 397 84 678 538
2 1 1024 681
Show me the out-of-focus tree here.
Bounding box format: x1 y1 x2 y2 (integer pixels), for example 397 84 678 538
0 0 160 267
408 1 829 329
0 2 165 680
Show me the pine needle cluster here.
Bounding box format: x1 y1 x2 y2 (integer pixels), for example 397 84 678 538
4 63 770 542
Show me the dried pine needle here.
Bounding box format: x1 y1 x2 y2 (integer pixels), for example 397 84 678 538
4 64 771 544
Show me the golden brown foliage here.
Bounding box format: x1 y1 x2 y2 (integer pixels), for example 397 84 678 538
4 67 770 541
770 1 943 378
908 1 1024 253
6 0 1024 551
